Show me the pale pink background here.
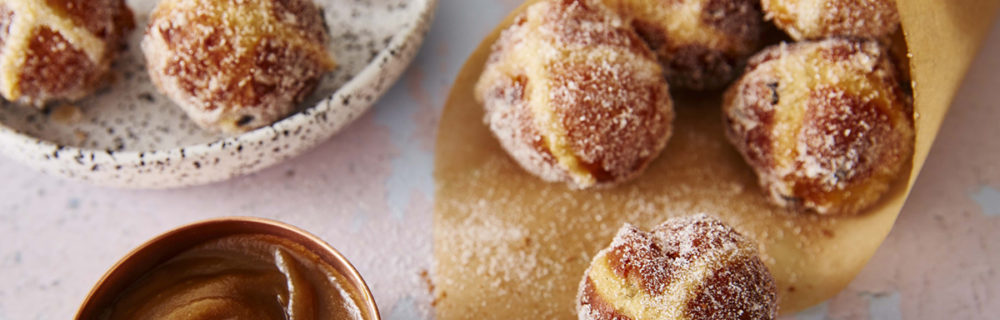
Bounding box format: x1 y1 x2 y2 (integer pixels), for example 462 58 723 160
0 1 997 319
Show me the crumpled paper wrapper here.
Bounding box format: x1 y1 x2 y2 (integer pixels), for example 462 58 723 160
433 0 1000 317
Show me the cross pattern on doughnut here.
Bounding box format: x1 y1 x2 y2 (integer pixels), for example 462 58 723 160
148 0 335 74
604 0 738 50
477 1 667 188
0 0 106 100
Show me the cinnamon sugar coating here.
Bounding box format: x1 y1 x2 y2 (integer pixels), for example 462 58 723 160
0 0 133 107
143 0 336 133
762 0 900 40
601 0 763 90
475 0 674 189
723 38 914 215
577 214 778 320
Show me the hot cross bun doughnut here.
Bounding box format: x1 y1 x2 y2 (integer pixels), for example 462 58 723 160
475 0 674 189
0 0 133 106
762 0 900 41
722 38 914 215
143 0 337 133
578 214 778 320
602 0 763 90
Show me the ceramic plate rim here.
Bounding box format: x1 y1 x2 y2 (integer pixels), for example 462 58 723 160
0 0 438 189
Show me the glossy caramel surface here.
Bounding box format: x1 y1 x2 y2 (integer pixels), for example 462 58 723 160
102 234 367 320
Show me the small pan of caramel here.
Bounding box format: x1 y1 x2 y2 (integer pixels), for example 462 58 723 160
76 217 378 320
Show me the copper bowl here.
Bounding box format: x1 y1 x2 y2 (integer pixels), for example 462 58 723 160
75 217 380 319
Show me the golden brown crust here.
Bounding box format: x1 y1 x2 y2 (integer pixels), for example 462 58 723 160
143 0 336 133
19 27 96 101
685 255 777 319
475 0 674 189
602 0 763 90
762 0 900 41
723 38 914 215
45 0 132 39
577 215 778 320
477 16 567 183
578 277 632 320
0 0 132 106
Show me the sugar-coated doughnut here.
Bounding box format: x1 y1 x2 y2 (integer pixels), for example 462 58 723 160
762 0 900 40
578 214 778 320
602 0 763 90
0 0 133 107
143 0 336 133
723 38 914 215
475 0 674 189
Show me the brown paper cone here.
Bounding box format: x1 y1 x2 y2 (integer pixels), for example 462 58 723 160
433 0 1000 317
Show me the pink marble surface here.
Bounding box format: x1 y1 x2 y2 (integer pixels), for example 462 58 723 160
0 1 997 319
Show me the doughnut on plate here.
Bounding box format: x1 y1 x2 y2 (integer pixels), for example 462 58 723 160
433 0 999 317
0 0 437 188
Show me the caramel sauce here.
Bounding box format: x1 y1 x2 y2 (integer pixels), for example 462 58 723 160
102 234 368 320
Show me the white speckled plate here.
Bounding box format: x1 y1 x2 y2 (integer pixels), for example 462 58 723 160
0 0 437 188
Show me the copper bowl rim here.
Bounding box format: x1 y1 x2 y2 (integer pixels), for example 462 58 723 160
75 216 380 319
